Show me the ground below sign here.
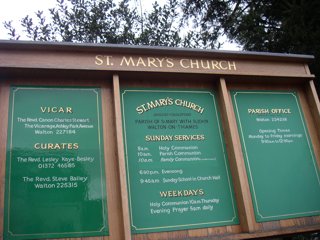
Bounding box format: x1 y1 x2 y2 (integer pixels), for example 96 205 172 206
4 87 109 239
121 89 239 234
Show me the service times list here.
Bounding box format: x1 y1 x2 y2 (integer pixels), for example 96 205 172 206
4 87 109 240
137 144 221 214
121 89 239 234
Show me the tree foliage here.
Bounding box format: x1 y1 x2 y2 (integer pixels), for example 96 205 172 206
4 0 217 48
139 0 181 47
5 0 320 52
183 0 320 90
183 0 320 53
6 0 139 43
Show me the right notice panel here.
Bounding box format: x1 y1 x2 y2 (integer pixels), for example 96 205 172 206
231 90 320 222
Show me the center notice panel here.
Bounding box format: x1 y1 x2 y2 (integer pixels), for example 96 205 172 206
121 89 239 234
4 87 109 240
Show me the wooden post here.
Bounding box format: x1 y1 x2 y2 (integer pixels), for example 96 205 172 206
113 74 132 240
218 78 258 232
0 81 9 237
306 80 320 140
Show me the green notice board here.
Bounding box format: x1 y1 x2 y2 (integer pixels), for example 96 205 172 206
232 91 320 222
121 89 239 234
4 87 109 239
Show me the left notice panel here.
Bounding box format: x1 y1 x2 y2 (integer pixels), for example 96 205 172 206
4 87 109 240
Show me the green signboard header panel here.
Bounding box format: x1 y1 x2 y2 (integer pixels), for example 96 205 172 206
4 87 109 239
121 89 239 234
232 90 320 222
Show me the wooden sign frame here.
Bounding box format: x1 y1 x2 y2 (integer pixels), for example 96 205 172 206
0 40 319 240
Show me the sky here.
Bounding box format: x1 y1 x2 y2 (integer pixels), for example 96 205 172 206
0 0 55 37
0 0 240 50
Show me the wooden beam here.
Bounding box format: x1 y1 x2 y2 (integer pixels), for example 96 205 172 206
113 74 132 240
218 78 258 232
0 81 9 237
306 80 320 140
